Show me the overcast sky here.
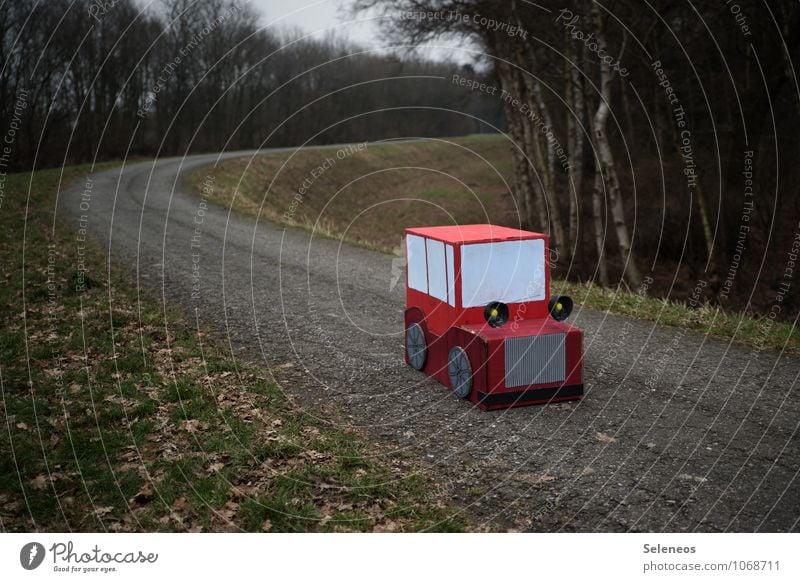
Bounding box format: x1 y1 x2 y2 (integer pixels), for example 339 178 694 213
247 0 473 64
249 0 377 45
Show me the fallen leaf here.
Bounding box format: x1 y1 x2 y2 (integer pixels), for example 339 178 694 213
595 432 617 444
517 473 556 484
29 475 48 490
129 483 154 506
15 422 28 430
678 473 708 484
219 501 238 520
181 419 209 433
300 450 326 461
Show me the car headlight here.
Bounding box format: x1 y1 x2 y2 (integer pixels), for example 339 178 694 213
548 295 573 321
484 301 509 327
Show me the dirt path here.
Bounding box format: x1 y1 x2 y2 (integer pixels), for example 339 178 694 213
60 152 800 532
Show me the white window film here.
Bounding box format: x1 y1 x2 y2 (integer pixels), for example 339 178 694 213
460 239 545 308
446 244 455 306
426 238 447 301
406 235 428 293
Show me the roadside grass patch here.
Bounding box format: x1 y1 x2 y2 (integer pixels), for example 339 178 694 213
555 280 797 354
187 135 514 253
0 164 466 532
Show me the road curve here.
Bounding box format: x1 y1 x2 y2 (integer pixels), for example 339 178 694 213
60 150 800 532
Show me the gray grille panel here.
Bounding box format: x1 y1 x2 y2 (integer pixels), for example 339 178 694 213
504 333 566 388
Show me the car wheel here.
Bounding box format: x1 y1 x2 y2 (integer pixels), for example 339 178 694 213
405 323 427 370
448 346 472 398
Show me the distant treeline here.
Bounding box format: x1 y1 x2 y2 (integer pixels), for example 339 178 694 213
0 0 501 172
359 0 800 316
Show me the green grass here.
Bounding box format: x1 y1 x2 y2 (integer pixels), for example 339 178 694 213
416 187 492 204
184 134 514 254
554 279 797 354
0 163 465 532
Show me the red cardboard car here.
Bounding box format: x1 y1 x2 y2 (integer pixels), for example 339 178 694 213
404 224 583 410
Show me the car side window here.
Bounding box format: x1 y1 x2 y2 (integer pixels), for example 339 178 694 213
406 234 428 293
446 244 455 306
426 238 447 302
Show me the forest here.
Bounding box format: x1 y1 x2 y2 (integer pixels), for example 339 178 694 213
0 0 499 170
357 0 800 316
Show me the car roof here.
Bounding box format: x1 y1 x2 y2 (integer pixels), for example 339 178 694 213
404 224 546 244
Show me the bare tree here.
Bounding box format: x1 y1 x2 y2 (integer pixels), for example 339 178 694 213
590 2 641 289
565 37 585 260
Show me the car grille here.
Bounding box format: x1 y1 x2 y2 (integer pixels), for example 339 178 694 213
504 333 566 388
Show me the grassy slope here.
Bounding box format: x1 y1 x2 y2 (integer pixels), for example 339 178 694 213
188 135 797 353
0 163 464 532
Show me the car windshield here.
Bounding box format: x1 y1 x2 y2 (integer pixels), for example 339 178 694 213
460 239 545 307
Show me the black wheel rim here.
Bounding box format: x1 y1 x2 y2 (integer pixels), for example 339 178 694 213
406 323 426 370
448 347 472 398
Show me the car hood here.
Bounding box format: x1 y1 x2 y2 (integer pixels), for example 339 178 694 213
459 317 579 341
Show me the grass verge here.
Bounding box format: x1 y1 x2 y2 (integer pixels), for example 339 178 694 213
0 163 464 532
187 135 797 354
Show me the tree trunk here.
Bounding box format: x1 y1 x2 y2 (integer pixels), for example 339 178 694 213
515 45 565 247
666 122 717 282
591 3 642 290
565 38 585 261
497 61 535 229
509 58 548 232
531 78 568 252
592 168 610 287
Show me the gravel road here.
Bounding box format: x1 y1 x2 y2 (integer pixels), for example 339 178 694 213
60 151 800 532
